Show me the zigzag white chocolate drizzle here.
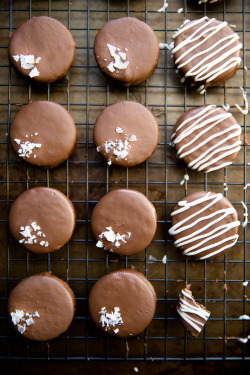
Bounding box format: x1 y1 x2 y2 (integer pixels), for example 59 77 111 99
172 17 242 93
177 286 210 336
171 105 242 173
169 192 240 260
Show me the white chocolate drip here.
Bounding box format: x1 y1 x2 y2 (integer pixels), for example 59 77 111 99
177 289 210 334
172 17 242 93
169 192 240 260
171 105 242 173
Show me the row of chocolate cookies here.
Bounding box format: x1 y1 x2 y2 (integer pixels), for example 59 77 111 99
169 11 243 337
8 17 79 341
7 16 160 341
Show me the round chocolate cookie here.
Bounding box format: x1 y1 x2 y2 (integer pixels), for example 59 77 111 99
94 101 159 167
88 269 156 338
10 101 77 168
169 191 240 260
171 105 242 173
91 189 157 256
9 16 75 83
172 17 242 93
8 272 75 341
94 17 159 86
9 187 76 254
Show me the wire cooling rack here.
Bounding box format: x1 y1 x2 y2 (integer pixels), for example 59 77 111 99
0 0 249 361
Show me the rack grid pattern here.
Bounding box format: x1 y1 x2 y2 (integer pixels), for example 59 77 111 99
0 0 250 361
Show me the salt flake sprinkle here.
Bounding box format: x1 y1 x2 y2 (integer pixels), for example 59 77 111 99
99 307 123 333
10 309 40 334
107 43 129 73
12 54 41 78
96 226 131 250
19 222 48 247
14 132 41 158
97 132 137 165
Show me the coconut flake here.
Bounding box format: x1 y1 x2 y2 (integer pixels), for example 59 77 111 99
107 44 129 72
239 314 250 320
115 127 124 134
29 67 40 78
99 306 123 332
97 226 131 249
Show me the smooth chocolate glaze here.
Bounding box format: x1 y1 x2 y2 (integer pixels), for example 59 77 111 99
88 269 156 338
9 16 75 83
91 189 157 256
94 101 159 167
9 187 76 254
94 17 159 86
8 272 75 341
10 101 76 168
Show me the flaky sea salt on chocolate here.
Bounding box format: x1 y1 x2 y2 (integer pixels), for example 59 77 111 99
106 43 130 73
96 226 131 249
99 306 123 332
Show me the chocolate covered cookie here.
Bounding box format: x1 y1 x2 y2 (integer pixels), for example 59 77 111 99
8 272 75 341
94 17 159 86
9 187 76 254
169 191 240 260
177 284 210 338
10 101 76 168
172 17 242 93
94 101 159 167
9 16 75 83
91 189 157 256
88 269 156 338
171 105 241 173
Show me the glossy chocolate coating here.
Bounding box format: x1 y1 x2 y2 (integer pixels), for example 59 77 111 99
9 16 75 83
171 105 241 173
173 17 241 90
10 101 76 168
94 101 159 167
169 191 239 260
91 189 157 256
177 284 210 338
9 187 76 254
88 269 156 338
94 17 159 86
8 272 75 341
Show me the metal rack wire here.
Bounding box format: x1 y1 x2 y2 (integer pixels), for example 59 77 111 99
0 0 249 361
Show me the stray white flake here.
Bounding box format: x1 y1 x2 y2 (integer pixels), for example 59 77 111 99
116 127 124 134
180 173 189 185
35 57 41 64
99 307 123 332
162 255 167 264
238 335 250 344
129 134 137 142
134 367 139 373
159 42 174 50
241 201 248 228
177 8 183 14
243 281 249 286
97 226 131 250
239 315 250 320
29 67 40 78
19 222 48 247
107 43 129 72
235 87 249 115
25 317 35 326
17 324 26 334
148 254 157 263
13 55 20 62
14 138 21 145
157 0 168 12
